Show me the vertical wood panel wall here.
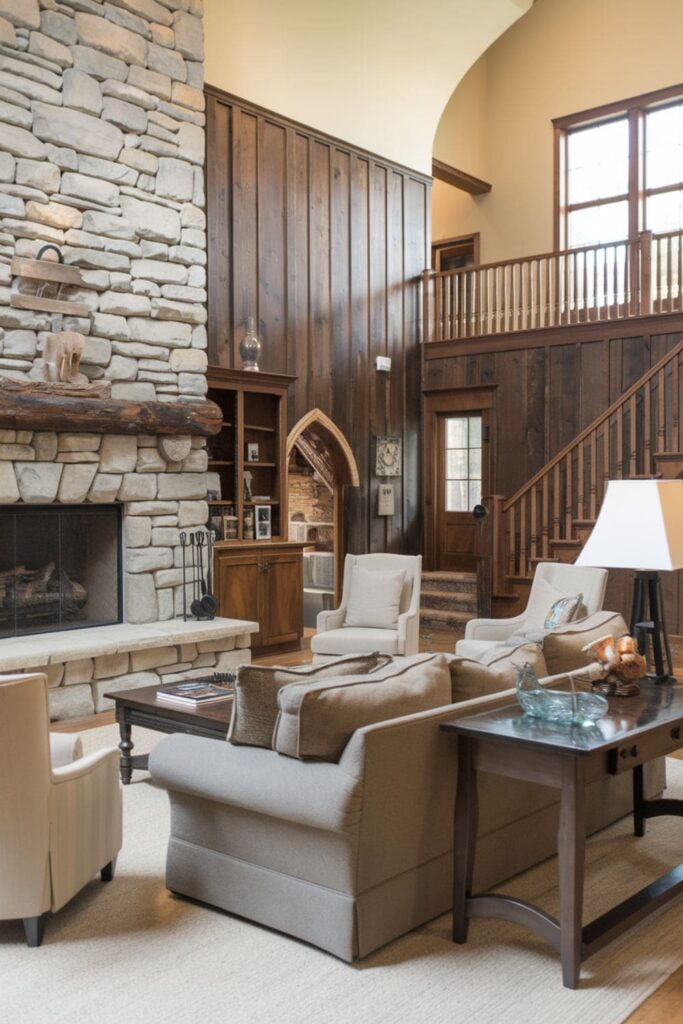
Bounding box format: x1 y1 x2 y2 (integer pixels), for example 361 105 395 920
206 88 431 555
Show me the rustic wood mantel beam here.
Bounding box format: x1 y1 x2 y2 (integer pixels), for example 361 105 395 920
432 158 492 195
0 380 222 436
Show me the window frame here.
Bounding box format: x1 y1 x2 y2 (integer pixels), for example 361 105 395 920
554 82 683 250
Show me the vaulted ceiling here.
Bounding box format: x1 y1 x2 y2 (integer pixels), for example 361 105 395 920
203 0 532 174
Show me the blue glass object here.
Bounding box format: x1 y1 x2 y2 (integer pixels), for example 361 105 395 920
516 663 608 727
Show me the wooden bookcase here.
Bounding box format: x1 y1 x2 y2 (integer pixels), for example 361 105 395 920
206 367 296 542
207 367 305 650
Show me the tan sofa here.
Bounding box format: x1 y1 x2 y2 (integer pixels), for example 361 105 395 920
149 657 663 962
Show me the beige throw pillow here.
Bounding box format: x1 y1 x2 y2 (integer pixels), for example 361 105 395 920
344 566 406 629
272 653 451 762
446 642 547 703
228 653 390 748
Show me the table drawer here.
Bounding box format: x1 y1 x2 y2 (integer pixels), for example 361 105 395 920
608 722 683 774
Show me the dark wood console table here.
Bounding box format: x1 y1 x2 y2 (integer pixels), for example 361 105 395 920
441 680 683 988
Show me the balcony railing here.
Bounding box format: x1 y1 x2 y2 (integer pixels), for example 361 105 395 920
423 230 683 343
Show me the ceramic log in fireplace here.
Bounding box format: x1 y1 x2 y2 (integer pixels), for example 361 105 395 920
0 505 122 638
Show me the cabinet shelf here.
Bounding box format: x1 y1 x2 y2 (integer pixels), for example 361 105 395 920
244 499 280 506
245 461 276 468
245 423 276 433
208 460 234 466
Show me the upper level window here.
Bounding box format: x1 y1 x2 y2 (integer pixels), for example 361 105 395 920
555 85 683 249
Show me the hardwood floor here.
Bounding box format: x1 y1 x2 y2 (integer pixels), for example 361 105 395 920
48 635 683 1019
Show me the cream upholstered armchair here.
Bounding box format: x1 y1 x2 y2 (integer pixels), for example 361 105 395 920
456 561 608 660
311 553 422 657
0 673 122 947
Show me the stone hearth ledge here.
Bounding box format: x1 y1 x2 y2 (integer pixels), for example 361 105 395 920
0 617 258 674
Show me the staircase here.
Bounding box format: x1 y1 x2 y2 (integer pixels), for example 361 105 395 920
496 338 683 600
420 571 478 641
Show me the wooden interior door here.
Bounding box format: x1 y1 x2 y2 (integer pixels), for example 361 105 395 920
435 411 491 572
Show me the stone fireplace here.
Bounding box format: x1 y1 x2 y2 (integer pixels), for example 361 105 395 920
0 0 257 718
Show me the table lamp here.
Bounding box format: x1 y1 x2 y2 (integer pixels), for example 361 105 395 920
576 479 683 682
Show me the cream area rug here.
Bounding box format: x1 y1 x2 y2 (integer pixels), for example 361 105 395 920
2 726 683 1024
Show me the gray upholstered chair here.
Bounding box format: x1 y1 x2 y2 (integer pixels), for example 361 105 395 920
456 561 608 660
0 673 123 947
311 553 422 657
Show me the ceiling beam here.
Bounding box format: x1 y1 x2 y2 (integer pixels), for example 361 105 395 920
432 158 492 195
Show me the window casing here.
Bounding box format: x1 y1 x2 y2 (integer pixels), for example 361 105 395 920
554 84 683 250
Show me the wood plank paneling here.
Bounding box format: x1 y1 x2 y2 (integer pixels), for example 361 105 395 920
423 325 683 631
206 87 431 556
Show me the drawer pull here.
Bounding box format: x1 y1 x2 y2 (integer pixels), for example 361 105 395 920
620 745 639 760
672 727 681 741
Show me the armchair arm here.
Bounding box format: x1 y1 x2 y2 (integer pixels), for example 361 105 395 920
49 748 122 912
464 613 526 640
397 608 420 656
49 731 83 769
316 606 346 632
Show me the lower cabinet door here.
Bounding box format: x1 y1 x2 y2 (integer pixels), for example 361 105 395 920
214 549 262 647
260 550 303 646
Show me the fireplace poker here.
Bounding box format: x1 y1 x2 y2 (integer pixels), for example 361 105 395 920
190 532 204 618
180 531 188 621
200 529 217 619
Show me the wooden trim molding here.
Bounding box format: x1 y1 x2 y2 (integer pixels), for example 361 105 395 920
552 82 683 130
432 158 491 195
423 312 683 360
287 408 359 487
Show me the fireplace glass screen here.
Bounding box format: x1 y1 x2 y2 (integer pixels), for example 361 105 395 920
0 505 122 638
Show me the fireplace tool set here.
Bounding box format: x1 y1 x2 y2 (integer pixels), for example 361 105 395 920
179 529 218 621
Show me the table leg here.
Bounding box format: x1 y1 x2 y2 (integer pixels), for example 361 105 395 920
558 756 585 988
117 713 134 785
633 764 646 837
453 736 479 943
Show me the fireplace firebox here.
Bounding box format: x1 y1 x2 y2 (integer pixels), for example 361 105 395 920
0 505 122 638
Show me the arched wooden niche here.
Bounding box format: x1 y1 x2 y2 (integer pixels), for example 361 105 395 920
286 409 359 603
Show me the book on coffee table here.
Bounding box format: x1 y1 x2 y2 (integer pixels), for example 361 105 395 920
156 681 234 707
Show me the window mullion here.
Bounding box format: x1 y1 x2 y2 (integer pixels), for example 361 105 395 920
628 108 641 238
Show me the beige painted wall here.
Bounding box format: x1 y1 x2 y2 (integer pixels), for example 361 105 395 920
203 0 530 175
433 0 683 262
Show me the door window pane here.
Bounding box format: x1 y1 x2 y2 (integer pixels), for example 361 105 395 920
444 415 483 512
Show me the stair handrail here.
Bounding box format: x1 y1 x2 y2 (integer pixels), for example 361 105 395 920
503 337 683 513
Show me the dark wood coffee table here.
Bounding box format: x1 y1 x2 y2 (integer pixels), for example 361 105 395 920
441 680 683 988
105 683 233 784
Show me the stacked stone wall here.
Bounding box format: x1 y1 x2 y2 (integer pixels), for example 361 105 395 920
0 0 207 400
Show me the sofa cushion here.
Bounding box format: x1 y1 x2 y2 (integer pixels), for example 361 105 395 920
310 627 400 656
542 611 629 674
272 653 451 762
344 566 406 629
445 642 547 703
228 653 390 749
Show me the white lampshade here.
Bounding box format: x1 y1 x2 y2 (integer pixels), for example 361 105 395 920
576 479 683 571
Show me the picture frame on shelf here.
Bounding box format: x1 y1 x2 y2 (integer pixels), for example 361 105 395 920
246 442 259 462
375 435 402 477
255 504 272 540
